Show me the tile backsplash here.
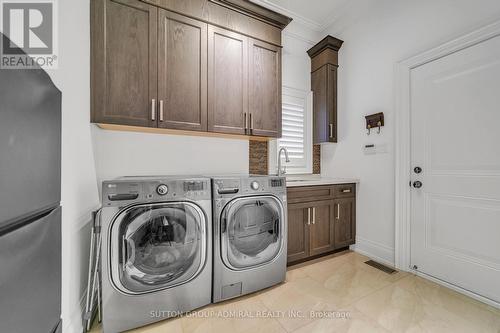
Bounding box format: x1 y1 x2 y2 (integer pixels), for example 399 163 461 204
249 141 321 175
249 140 268 175
313 144 320 174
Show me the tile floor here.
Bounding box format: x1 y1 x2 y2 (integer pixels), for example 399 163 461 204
90 251 500 333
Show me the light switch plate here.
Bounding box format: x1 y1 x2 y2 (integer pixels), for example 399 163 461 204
363 143 388 155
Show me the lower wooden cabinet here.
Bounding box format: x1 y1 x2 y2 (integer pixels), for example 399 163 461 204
287 184 356 265
309 200 335 257
334 197 356 248
287 202 311 263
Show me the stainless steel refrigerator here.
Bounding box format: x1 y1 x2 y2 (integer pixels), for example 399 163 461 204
0 33 62 333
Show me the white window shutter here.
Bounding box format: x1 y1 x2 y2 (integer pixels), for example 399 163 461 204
276 87 312 174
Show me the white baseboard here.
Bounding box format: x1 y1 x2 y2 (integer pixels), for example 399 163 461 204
414 271 500 310
351 237 395 267
63 292 87 333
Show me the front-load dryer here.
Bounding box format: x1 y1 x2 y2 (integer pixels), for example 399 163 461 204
212 175 287 303
99 176 212 333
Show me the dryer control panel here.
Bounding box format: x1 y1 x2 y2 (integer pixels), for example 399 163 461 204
212 176 286 199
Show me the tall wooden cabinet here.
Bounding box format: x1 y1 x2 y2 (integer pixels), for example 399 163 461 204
308 36 343 143
287 184 356 265
91 0 291 139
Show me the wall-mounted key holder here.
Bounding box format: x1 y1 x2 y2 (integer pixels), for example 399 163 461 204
365 112 384 135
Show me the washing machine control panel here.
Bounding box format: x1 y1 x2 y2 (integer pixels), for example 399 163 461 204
250 181 260 190
102 178 211 206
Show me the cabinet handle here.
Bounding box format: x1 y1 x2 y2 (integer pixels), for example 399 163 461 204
151 99 156 121
159 100 164 122
329 123 333 138
307 207 311 225
312 207 316 224
342 189 351 193
336 204 340 220
250 113 254 131
244 112 248 131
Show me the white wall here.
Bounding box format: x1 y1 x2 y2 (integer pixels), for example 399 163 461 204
269 21 318 173
91 127 249 183
93 21 315 181
47 0 100 332
47 5 311 331
321 0 500 265
282 22 317 92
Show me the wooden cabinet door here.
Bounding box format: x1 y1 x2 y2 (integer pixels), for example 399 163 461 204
207 26 248 135
327 64 338 142
287 203 310 264
334 197 355 248
311 65 327 143
248 38 281 138
157 10 207 131
91 0 157 127
309 200 335 256
311 64 337 143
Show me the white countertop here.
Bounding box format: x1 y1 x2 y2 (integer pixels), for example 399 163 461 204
285 175 359 187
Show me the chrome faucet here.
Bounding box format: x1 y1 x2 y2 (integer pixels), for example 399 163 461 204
278 147 290 176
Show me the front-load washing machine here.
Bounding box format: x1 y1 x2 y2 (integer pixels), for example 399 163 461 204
99 176 212 333
212 175 287 303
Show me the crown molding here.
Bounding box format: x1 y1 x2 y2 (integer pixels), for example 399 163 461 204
249 0 323 32
249 0 366 35
307 35 344 58
209 0 292 29
282 30 317 45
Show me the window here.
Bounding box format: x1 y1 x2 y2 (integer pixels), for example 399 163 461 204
269 86 312 174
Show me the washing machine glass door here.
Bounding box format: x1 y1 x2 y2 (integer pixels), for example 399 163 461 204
111 202 206 294
221 195 284 269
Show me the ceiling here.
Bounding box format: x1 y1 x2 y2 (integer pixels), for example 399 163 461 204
251 0 352 31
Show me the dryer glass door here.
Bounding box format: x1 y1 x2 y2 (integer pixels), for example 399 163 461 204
221 196 284 269
111 202 206 294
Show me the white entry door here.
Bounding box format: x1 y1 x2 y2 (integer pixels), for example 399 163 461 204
410 33 500 303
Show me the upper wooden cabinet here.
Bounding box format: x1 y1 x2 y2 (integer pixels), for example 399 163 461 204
157 10 207 131
308 36 343 143
91 0 291 139
91 0 158 127
207 26 248 135
249 38 282 137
